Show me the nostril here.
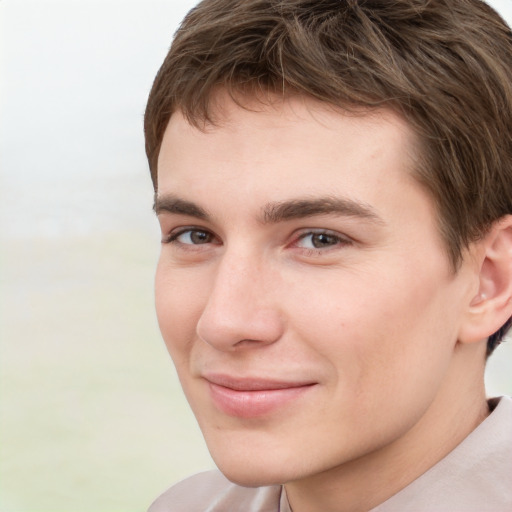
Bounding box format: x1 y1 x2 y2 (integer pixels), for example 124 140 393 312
233 338 266 348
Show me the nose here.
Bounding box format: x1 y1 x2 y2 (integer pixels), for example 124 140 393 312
196 251 284 351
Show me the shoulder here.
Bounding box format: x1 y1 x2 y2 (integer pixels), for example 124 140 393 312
147 470 282 512
373 396 512 512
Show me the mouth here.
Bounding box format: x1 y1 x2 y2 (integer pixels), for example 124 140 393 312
203 374 317 418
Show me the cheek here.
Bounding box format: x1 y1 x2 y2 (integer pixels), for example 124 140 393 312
154 261 208 363
276 270 460 453
286 263 459 400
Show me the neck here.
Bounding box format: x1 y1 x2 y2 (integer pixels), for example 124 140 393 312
285 342 489 512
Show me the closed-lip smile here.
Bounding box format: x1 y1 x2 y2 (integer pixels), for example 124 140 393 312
203 373 317 418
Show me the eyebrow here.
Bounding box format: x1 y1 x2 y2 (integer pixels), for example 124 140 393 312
262 197 384 225
153 194 209 220
153 193 384 225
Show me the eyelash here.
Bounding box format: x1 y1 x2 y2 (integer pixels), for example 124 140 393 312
293 230 352 252
162 227 352 256
162 227 217 246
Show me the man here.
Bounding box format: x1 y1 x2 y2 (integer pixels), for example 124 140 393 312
144 0 512 510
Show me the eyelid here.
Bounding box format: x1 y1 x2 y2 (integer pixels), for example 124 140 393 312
288 228 354 256
293 228 352 244
161 224 353 254
162 226 219 245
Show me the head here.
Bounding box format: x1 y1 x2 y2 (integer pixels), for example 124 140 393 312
146 0 512 355
145 0 512 492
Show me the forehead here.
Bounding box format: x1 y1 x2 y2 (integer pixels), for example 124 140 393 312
157 94 425 219
158 93 419 188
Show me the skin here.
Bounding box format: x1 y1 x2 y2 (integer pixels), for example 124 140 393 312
154 94 491 512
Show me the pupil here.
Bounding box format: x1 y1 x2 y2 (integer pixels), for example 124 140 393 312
191 231 209 244
312 233 335 248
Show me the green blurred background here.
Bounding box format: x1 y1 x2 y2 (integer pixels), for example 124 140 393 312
1 1 511 511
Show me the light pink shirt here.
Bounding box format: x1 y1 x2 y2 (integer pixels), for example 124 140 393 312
148 396 512 511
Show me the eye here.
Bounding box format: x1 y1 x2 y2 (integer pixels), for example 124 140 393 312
294 231 350 250
165 228 215 245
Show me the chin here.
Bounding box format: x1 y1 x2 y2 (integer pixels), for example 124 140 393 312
204 438 286 487
206 435 318 488
215 459 290 488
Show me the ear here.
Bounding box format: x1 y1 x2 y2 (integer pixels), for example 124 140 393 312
458 216 512 345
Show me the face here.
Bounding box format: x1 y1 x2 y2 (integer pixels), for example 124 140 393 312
154 94 478 487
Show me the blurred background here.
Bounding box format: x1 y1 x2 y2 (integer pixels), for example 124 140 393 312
1 1 511 511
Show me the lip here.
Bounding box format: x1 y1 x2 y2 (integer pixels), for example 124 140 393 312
204 374 316 418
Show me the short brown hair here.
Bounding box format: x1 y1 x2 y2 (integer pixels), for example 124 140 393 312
144 0 512 354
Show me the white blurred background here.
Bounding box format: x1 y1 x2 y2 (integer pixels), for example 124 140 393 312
1 1 511 511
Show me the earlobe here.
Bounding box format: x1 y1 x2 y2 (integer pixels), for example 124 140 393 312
459 215 512 345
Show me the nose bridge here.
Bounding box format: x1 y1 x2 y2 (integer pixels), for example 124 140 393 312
212 250 257 310
196 245 283 350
